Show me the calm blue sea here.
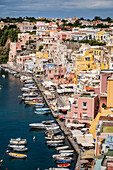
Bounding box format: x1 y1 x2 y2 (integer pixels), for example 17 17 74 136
0 69 77 170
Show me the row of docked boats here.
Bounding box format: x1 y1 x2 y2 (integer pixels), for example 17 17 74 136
8 137 28 159
43 123 74 168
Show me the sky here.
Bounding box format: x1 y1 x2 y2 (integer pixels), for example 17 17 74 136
0 0 113 19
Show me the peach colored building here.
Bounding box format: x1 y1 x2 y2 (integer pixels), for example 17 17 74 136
8 42 17 63
65 93 99 124
16 55 34 69
45 65 67 84
18 33 30 46
17 22 35 32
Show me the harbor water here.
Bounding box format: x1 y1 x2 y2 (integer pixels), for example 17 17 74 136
0 69 77 170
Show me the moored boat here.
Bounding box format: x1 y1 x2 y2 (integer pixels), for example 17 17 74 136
45 135 65 140
52 153 73 158
59 150 74 153
10 138 27 145
56 146 69 151
57 163 70 168
47 143 63 148
13 147 28 152
8 145 25 149
56 159 71 164
46 140 64 144
8 152 27 159
29 121 57 129
35 107 50 111
34 110 51 115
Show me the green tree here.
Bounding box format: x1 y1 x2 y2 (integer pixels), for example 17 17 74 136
38 45 43 51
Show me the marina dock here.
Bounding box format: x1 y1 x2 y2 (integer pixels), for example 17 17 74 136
1 64 81 169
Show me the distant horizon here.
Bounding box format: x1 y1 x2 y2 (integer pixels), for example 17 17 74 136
0 16 113 21
1 0 113 20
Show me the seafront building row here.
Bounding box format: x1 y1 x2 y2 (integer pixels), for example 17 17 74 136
3 17 113 169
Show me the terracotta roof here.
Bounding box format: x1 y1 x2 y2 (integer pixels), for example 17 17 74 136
86 87 94 91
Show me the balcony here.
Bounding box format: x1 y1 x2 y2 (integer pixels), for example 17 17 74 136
82 106 87 110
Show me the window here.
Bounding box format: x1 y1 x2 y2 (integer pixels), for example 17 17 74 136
99 52 101 55
61 70 63 73
88 57 90 61
55 70 57 73
49 70 51 73
73 112 77 118
82 113 87 117
75 107 78 110
83 102 87 108
88 64 90 68
97 51 98 55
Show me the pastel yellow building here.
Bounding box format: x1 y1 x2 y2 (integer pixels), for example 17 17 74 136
75 51 96 71
97 30 105 41
91 48 102 56
107 76 113 107
101 62 109 70
36 51 48 59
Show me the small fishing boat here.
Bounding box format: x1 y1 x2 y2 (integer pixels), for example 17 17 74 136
54 157 72 161
13 147 28 152
35 103 44 107
29 121 57 129
35 107 50 111
8 145 25 149
52 153 73 158
56 160 71 164
47 143 63 148
59 150 74 153
57 163 70 168
48 168 69 170
46 140 64 144
34 110 51 115
45 135 65 140
10 138 27 145
8 152 27 159
45 129 61 136
56 146 69 151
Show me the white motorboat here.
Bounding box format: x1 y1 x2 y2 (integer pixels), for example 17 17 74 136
35 107 50 111
46 140 64 144
45 135 65 140
8 145 25 149
10 138 27 145
56 146 69 151
29 121 57 129
52 153 73 159
59 150 74 153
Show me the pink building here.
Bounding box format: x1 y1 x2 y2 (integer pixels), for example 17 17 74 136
18 33 30 46
17 22 35 32
16 55 33 69
46 65 67 84
8 42 17 63
100 71 113 94
65 93 99 124
50 31 72 40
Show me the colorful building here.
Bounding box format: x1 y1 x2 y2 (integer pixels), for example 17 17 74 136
65 92 99 124
75 51 96 71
